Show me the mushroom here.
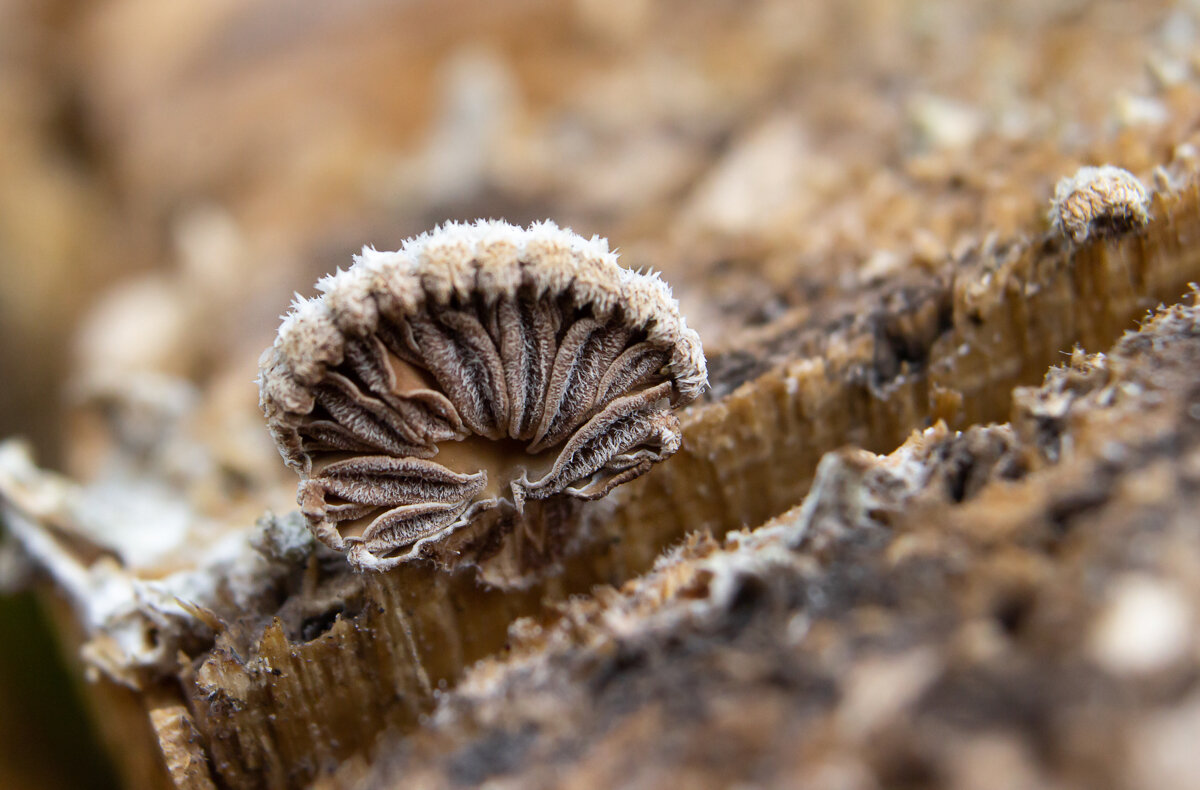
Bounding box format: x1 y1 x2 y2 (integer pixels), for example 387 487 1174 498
1050 165 1150 246
259 220 706 571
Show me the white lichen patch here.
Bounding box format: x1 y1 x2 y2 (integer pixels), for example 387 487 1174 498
259 219 708 571
1050 165 1150 246
0 440 313 687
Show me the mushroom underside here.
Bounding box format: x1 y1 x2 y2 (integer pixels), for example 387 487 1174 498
291 297 682 566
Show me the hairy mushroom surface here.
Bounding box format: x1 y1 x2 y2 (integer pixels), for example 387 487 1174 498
259 220 706 571
1050 165 1150 245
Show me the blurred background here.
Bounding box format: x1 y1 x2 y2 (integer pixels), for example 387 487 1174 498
0 0 1193 786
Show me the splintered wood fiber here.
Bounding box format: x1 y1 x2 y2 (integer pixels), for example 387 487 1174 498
186 182 1200 789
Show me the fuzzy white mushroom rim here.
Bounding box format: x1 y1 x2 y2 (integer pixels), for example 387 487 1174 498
1050 165 1150 246
259 220 707 571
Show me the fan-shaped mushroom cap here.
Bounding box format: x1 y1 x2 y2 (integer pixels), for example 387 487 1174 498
1050 165 1150 246
259 220 706 571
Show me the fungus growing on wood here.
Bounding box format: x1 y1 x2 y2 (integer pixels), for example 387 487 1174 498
1050 165 1150 245
259 220 706 571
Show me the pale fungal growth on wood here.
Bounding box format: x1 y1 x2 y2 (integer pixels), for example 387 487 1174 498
1050 165 1150 245
259 219 707 571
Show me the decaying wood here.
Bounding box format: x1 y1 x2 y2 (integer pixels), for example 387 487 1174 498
5 2 1200 790
200 185 1200 789
316 295 1200 790
9 178 1200 789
